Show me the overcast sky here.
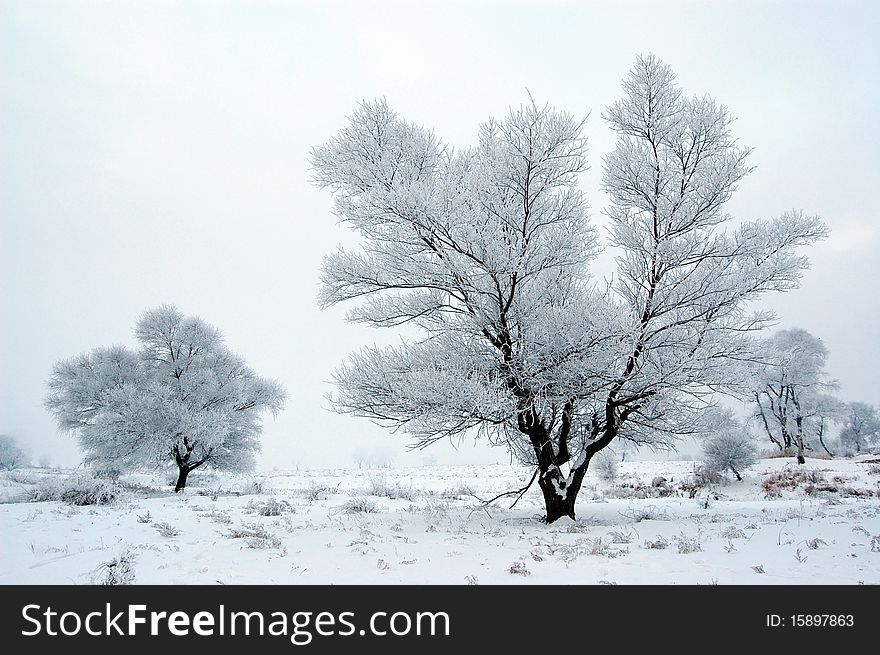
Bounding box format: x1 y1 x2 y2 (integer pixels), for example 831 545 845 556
2 0 878 470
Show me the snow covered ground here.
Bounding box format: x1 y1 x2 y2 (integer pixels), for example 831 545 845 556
1 456 878 585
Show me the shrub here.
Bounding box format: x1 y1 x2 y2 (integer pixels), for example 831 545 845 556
720 526 746 540
304 483 339 502
92 549 138 585
438 483 474 499
676 534 703 554
30 473 120 506
608 529 634 544
241 479 274 495
703 431 758 481
680 465 723 498
593 451 618 483
761 468 825 497
246 497 293 516
91 466 122 481
226 523 282 549
337 498 378 514
152 521 180 537
644 536 669 550
204 509 232 524
605 483 674 499
508 561 531 576
365 476 416 501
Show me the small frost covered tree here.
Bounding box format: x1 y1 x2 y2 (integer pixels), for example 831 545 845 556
45 306 286 491
701 412 757 481
313 55 826 522
751 328 840 463
838 402 880 454
0 435 30 470
592 450 618 483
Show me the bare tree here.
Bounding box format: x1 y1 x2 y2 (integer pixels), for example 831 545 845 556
313 55 826 522
45 306 286 491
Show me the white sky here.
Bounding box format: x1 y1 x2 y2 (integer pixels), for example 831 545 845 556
2 0 878 469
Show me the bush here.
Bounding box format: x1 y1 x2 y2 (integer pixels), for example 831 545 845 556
761 468 825 497
703 431 758 481
508 561 531 576
30 473 120 505
680 465 723 498
337 498 378 514
92 549 138 585
152 521 180 537
365 476 416 500
226 523 282 549
438 483 474 499
605 482 674 499
304 483 339 502
241 479 274 495
644 536 669 550
676 534 703 554
246 497 293 516
91 466 122 481
593 451 618 483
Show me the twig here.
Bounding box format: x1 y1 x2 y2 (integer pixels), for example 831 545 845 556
471 467 540 509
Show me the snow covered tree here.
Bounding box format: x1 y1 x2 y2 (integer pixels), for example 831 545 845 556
312 97 618 522
838 402 880 454
0 435 30 470
751 328 840 463
45 306 286 491
701 412 757 481
313 55 826 522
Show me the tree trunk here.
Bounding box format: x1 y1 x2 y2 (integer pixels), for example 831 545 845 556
174 466 190 492
534 440 593 523
538 478 575 523
171 438 209 492
730 466 742 481
817 420 834 457
755 393 783 451
794 414 806 464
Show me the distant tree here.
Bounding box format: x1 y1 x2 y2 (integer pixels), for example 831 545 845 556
701 413 758 481
313 55 826 522
751 328 840 463
45 306 286 491
0 435 30 470
838 402 880 454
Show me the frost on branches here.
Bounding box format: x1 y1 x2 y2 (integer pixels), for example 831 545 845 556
701 411 758 481
45 306 286 491
839 402 880 454
750 328 842 462
313 54 827 522
0 435 30 470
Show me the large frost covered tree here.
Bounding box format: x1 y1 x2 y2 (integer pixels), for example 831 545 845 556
751 328 841 462
313 55 826 522
45 306 286 491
